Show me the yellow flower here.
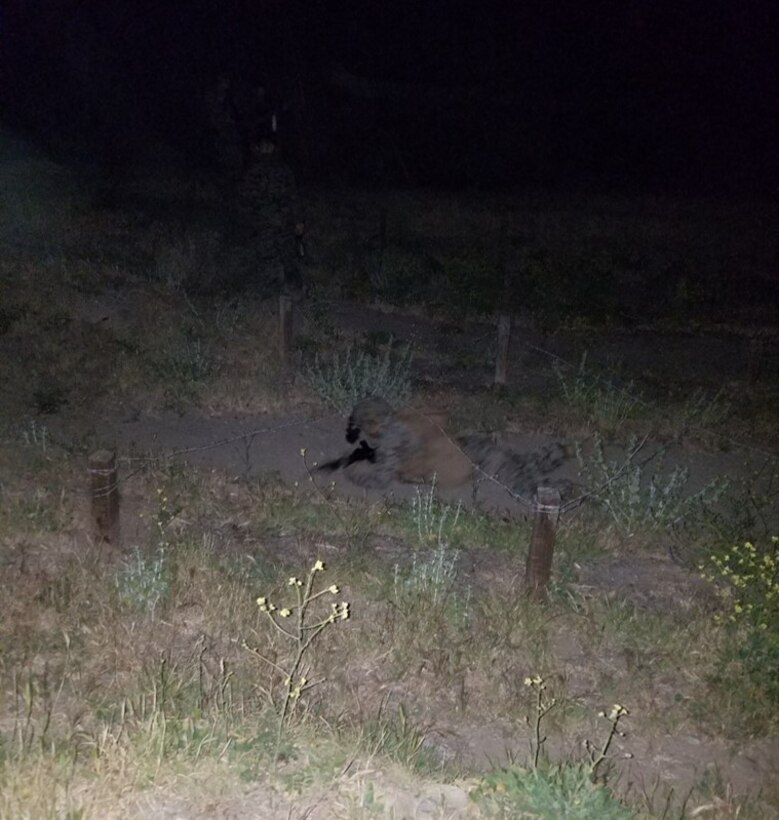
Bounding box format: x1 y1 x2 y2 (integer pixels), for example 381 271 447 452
312 560 325 572
288 577 302 587
279 608 292 618
328 584 339 594
300 447 307 457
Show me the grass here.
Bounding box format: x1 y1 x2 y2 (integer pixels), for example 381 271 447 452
575 433 731 538
554 351 643 432
2 423 777 816
472 764 636 819
301 337 413 412
1 131 778 816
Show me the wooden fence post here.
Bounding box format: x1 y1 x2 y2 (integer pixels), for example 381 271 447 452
524 486 561 601
493 210 511 388
278 292 293 364
494 313 511 387
89 450 120 544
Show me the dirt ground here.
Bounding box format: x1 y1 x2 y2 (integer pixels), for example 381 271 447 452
64 296 776 817
88 295 777 520
4 276 778 817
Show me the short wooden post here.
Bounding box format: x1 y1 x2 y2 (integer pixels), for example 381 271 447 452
89 450 120 544
278 292 293 364
494 313 511 387
524 486 561 601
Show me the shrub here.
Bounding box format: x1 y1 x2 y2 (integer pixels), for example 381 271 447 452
703 537 779 705
577 435 729 537
115 546 170 615
301 339 412 412
115 488 174 615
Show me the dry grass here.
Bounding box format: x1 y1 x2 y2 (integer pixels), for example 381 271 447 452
1 435 777 816
1 131 778 817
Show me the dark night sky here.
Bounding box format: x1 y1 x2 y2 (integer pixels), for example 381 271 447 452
1 0 776 191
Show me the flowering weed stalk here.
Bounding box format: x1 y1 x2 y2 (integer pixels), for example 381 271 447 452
524 675 556 769
245 560 350 767
587 704 630 778
473 679 632 818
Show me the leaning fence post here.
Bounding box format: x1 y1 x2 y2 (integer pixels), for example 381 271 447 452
89 449 120 544
525 486 561 601
278 292 293 365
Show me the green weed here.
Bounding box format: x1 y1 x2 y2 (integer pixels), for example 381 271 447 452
577 434 729 537
359 703 440 774
115 546 170 614
392 483 470 620
115 488 174 614
157 335 218 384
554 352 641 431
677 386 732 435
703 536 779 709
301 339 412 411
471 764 635 819
473 677 633 817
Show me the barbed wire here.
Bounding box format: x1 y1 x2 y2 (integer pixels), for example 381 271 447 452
525 342 779 461
14 335 777 516
76 411 341 498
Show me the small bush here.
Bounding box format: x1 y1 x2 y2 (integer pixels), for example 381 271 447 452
116 488 174 614
301 339 413 411
393 483 470 623
577 434 729 536
703 537 779 706
115 546 170 614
